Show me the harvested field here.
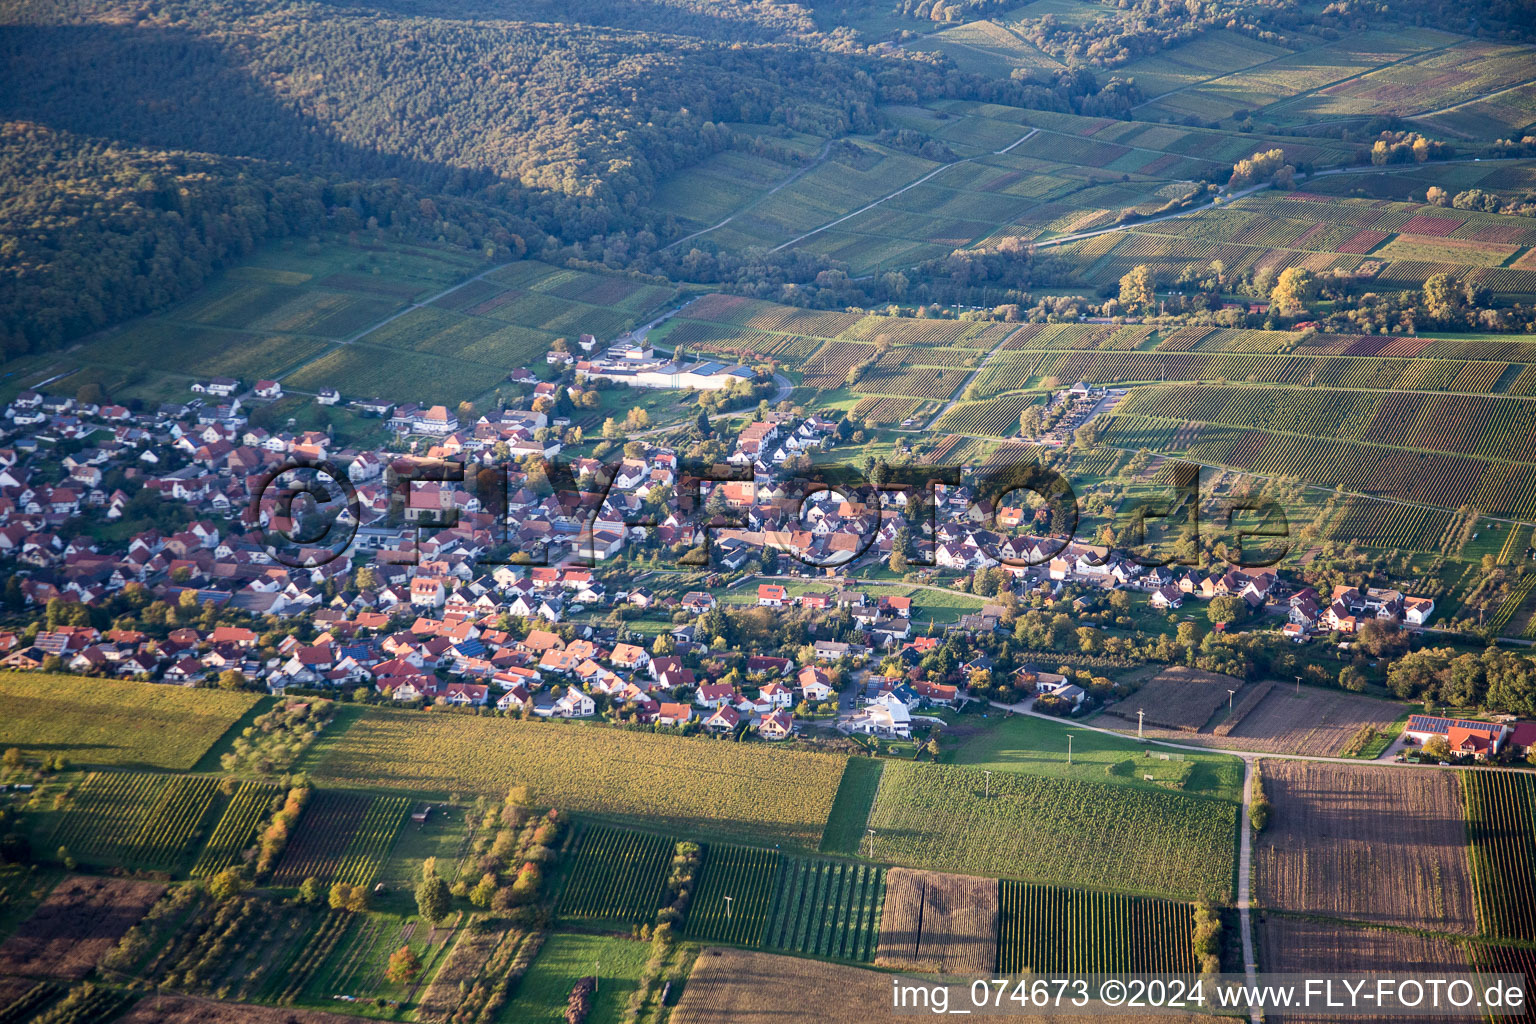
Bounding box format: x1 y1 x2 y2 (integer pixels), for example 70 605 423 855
0 876 164 979
114 995 364 1023
1213 687 1404 756
415 916 507 1024
1258 916 1468 1023
672 947 1207 1024
874 868 997 974
1256 762 1476 933
1213 681 1275 736
1101 684 1406 757
1104 666 1244 731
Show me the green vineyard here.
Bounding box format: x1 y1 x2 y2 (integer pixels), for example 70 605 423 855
271 792 409 887
53 771 220 872
1462 772 1536 940
761 858 884 962
997 882 1198 974
556 824 674 924
684 844 780 946
191 782 280 879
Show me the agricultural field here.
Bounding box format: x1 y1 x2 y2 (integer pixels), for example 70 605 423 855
1134 27 1463 124
945 712 1244 802
190 783 282 879
672 947 1208 1024
271 791 409 887
1098 682 1408 758
1256 762 1477 933
874 868 998 974
0 876 163 980
761 858 884 963
998 882 1197 974
114 996 363 1024
0 675 259 770
685 845 781 946
50 772 220 873
1095 412 1536 521
1114 385 1536 464
414 916 514 1024
499 933 652 1024
0 236 487 406
865 761 1237 900
1069 189 1536 303
1460 772 1536 941
1258 916 1469 994
1101 666 1244 732
555 824 673 925
307 710 848 848
1264 38 1536 126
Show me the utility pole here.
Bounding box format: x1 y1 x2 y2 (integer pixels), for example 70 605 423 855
1228 688 1236 713
866 828 876 859
1137 708 1145 741
723 896 733 920
984 769 992 798
595 959 600 992
1067 733 1073 765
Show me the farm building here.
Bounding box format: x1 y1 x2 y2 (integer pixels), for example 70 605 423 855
1403 715 1510 759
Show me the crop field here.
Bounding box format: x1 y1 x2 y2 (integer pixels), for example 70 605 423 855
673 947 1204 1024
1102 666 1243 732
1098 681 1409 759
285 342 509 408
761 858 884 962
190 783 281 879
271 791 409 887
686 845 781 946
1096 413 1536 520
1260 916 1469 1001
414 916 513 1023
0 675 258 770
1074 190 1536 300
1461 772 1536 941
933 393 1038 435
1327 497 1455 552
1013 349 1512 393
114 995 364 1024
1256 762 1476 933
51 772 220 873
1265 38 1536 124
1115 386 1536 463
850 395 931 426
0 877 164 980
84 323 334 383
997 883 1197 974
874 868 998 975
1139 27 1462 123
865 762 1237 900
555 824 673 925
308 711 847 848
